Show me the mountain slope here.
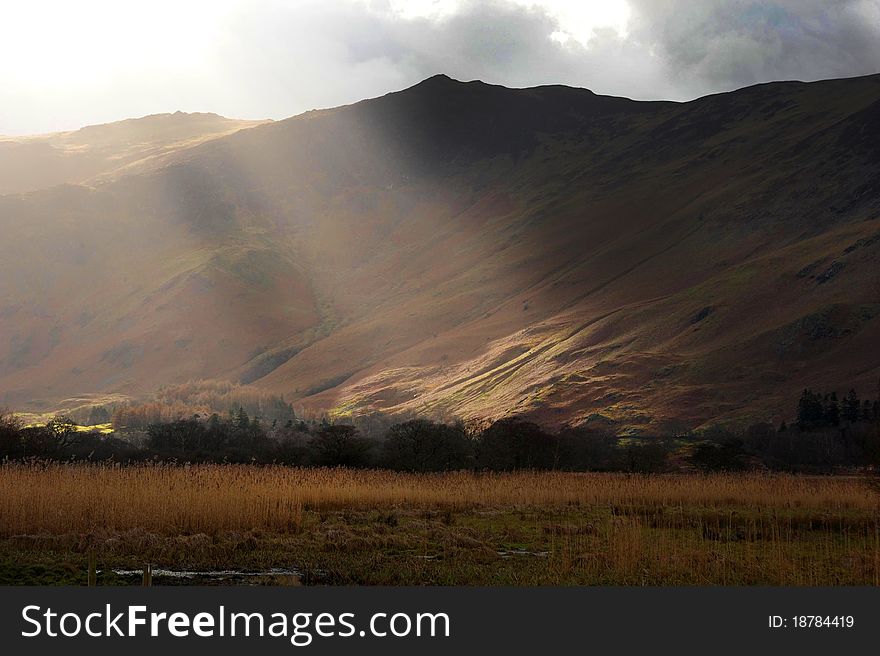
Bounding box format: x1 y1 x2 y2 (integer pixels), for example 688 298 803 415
0 112 267 195
1 74 879 430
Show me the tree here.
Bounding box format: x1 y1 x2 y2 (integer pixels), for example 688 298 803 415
824 392 840 427
17 415 80 459
690 438 749 471
0 412 23 459
147 417 204 455
620 440 671 473
234 406 250 430
45 416 79 447
382 420 472 471
796 389 824 428
308 425 373 467
555 426 618 470
842 389 861 423
476 418 557 470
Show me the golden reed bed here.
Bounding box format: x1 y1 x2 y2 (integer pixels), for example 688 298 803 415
1 463 876 536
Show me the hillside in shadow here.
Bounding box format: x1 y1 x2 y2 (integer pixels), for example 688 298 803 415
1 73 879 431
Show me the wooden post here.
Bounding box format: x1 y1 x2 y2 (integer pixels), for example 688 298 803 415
142 563 152 587
87 551 97 587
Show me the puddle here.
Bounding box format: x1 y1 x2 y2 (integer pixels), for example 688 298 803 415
496 549 549 558
109 567 302 584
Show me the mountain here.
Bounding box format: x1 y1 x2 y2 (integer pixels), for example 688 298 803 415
1 74 879 431
0 112 267 195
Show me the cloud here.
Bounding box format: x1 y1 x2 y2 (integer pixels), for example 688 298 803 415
215 0 880 115
627 0 880 97
214 0 677 115
1 0 879 134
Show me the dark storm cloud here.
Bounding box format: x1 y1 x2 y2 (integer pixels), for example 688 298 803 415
627 0 880 97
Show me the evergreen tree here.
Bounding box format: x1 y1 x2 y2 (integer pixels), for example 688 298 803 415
824 392 840 427
796 389 824 428
235 406 250 429
842 389 861 423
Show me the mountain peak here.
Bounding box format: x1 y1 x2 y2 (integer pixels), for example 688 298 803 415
420 73 458 84
405 73 472 92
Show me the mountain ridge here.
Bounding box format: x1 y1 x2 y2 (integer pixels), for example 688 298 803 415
0 112 268 195
1 73 879 430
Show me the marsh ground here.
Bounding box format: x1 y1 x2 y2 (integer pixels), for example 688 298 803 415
1 465 877 585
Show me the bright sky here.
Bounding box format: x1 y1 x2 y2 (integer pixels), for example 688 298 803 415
0 1 628 87
0 1 236 94
1 0 878 135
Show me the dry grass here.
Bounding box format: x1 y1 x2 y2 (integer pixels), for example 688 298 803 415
2 464 878 585
0 463 876 536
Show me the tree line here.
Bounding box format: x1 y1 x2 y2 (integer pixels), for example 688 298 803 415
2 386 878 473
1 410 656 471
689 386 880 472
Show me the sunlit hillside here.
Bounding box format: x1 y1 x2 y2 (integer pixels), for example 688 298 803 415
0 112 267 195
1 74 879 431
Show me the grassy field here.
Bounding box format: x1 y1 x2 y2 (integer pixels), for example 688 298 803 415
0 463 878 585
